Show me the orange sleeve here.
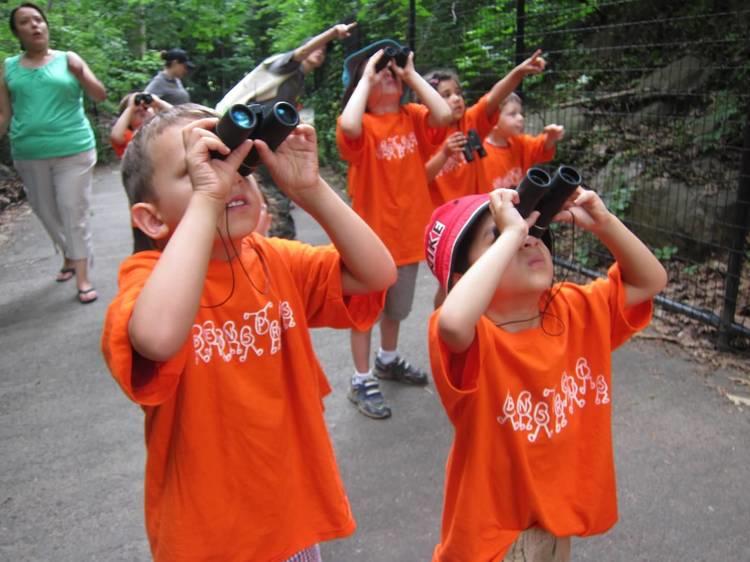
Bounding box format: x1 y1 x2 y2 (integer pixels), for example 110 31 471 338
111 128 134 159
524 133 556 167
605 263 654 348
579 263 654 349
466 95 498 139
428 312 481 421
336 116 365 164
100 254 188 406
406 103 446 160
266 238 385 331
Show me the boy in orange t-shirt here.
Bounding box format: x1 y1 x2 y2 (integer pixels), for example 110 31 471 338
423 188 667 561
336 39 452 419
423 49 547 206
481 92 565 191
110 91 172 158
101 104 396 562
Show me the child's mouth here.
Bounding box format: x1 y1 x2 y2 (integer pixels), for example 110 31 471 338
226 198 246 209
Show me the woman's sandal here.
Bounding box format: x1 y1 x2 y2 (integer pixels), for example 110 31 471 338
77 287 98 304
56 268 76 283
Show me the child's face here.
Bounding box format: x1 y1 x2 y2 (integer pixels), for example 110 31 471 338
436 79 466 122
366 68 403 111
130 104 152 129
148 123 264 244
466 212 553 296
494 101 525 139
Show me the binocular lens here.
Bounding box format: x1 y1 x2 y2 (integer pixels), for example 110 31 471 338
558 166 581 186
273 102 298 126
229 106 254 129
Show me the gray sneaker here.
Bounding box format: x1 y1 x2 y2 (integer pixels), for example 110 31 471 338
348 377 392 419
374 356 429 386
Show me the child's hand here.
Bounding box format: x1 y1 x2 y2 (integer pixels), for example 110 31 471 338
254 124 321 206
516 48 546 77
391 51 416 82
442 132 467 157
364 49 387 84
332 22 357 40
182 118 253 208
543 124 565 143
554 187 613 233
488 188 537 239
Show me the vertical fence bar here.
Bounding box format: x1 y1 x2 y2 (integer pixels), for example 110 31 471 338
408 0 416 52
718 104 750 348
515 0 526 95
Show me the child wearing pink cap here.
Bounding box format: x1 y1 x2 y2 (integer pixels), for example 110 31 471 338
423 188 667 561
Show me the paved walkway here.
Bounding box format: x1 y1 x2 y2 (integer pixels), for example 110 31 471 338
1 164 748 561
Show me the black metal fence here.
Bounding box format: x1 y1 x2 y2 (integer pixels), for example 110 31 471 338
400 0 749 348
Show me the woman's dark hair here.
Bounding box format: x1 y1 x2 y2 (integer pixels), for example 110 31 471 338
341 56 368 109
9 2 48 35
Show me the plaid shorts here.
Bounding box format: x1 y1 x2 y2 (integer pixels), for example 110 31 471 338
284 544 321 562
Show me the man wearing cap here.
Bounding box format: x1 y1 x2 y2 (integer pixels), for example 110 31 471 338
145 48 195 106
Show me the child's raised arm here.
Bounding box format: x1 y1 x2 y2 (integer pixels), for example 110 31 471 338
396 53 453 127
110 95 136 145
438 189 533 352
339 50 384 139
256 125 396 294
128 121 254 362
555 188 668 307
485 49 546 117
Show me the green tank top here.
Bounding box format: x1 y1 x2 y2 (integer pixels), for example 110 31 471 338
4 51 95 160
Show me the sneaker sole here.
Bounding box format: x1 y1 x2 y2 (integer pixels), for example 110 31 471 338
373 369 429 386
347 393 392 419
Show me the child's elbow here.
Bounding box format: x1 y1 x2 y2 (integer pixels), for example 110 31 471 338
129 325 183 363
437 311 473 353
653 262 668 294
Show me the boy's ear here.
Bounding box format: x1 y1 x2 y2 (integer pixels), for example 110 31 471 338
131 202 170 241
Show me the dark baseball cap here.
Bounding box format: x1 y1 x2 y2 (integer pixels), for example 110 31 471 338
164 48 195 69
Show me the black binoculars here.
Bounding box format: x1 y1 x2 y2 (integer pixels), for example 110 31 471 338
374 45 411 73
515 165 582 237
134 92 153 106
213 101 300 176
462 129 487 162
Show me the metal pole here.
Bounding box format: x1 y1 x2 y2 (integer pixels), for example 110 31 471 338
408 0 416 52
718 103 750 348
515 0 526 95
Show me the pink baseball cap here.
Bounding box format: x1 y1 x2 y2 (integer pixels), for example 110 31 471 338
424 194 490 291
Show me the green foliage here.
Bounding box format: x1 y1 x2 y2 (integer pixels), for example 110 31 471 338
653 245 679 261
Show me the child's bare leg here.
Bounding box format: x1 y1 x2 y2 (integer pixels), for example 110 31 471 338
351 327 372 373
349 327 391 419
379 315 400 351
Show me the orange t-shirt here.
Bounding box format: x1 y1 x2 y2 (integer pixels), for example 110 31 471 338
111 128 134 159
480 133 555 192
101 235 385 562
336 103 439 266
427 94 497 206
428 265 653 561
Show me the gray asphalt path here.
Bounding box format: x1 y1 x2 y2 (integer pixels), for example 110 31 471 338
1 164 748 561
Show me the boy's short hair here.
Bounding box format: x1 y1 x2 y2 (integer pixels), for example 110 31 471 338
121 103 218 252
502 92 523 108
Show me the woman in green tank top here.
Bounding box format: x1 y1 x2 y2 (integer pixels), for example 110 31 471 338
0 2 106 303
